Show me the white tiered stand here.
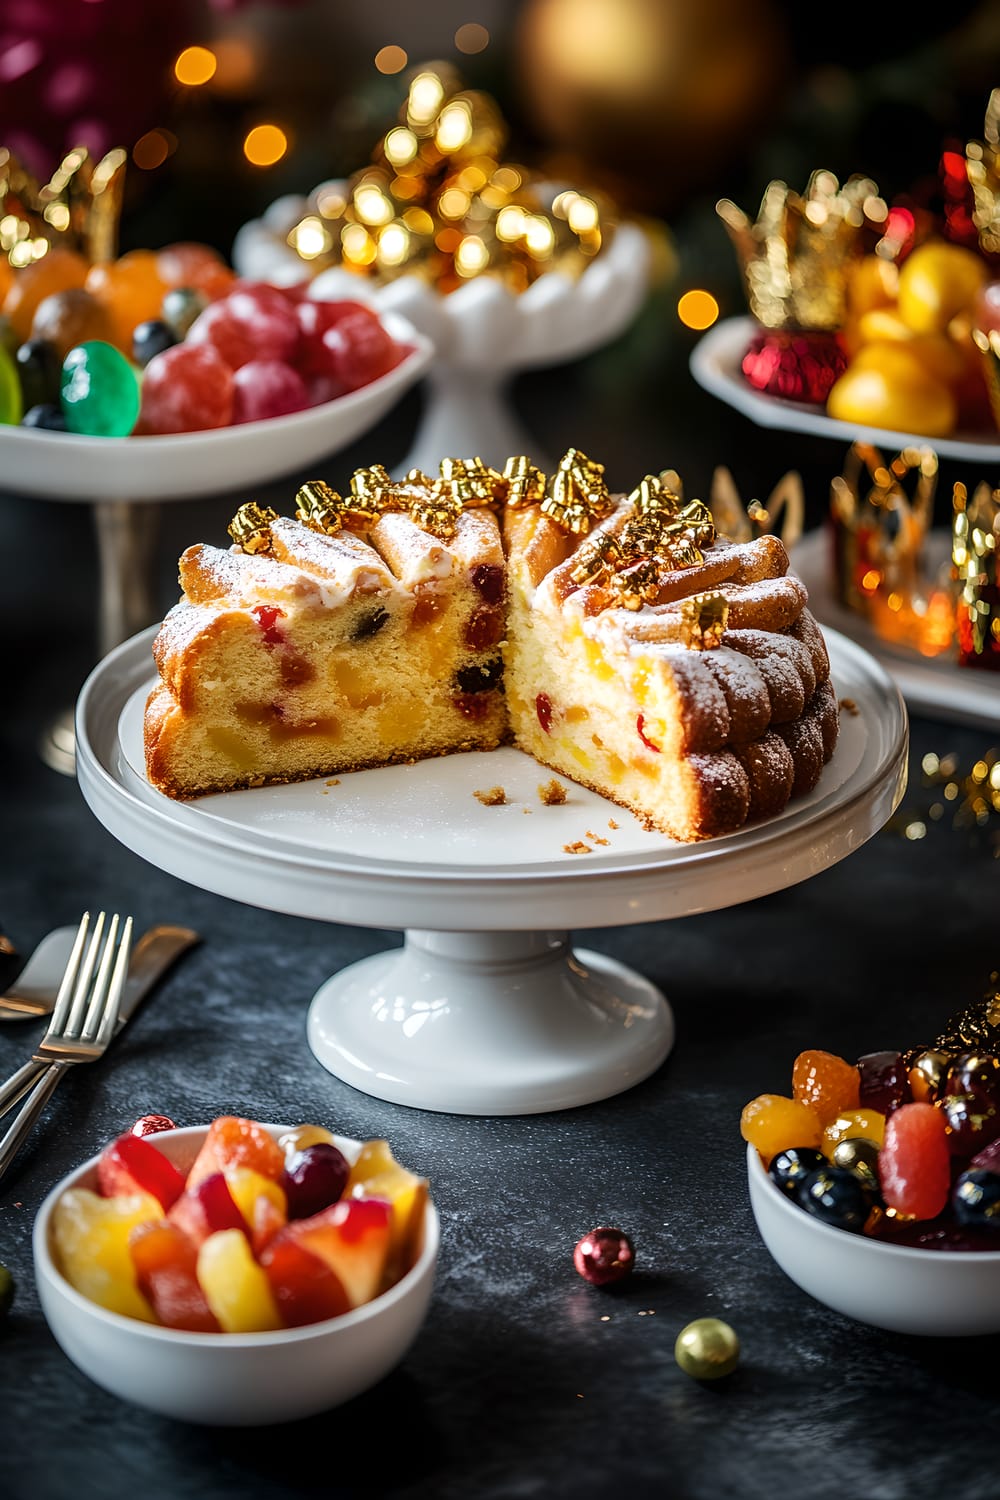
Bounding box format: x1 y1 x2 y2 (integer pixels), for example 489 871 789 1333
75 626 908 1117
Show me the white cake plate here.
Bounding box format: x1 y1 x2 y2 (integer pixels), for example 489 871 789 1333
690 314 1000 466
75 626 908 1117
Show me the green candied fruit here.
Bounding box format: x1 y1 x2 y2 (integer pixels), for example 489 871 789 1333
60 339 140 438
0 343 22 426
0 1263 13 1319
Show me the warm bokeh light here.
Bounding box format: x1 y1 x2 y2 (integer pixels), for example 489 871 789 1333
243 124 288 167
677 289 719 330
133 129 173 171
174 46 217 87
455 23 490 53
211 38 259 93
375 45 408 75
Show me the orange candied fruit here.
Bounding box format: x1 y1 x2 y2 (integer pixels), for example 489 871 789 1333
740 1093 823 1164
821 1107 886 1156
791 1048 861 1123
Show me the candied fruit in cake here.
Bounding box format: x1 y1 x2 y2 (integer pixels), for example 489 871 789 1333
740 1094 823 1163
197 1228 282 1332
879 1101 951 1220
791 1049 861 1122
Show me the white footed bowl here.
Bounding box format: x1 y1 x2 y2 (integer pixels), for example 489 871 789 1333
233 187 651 472
34 1124 440 1425
747 1145 1000 1337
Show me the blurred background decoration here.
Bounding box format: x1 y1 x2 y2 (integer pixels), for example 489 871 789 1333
3 0 1000 331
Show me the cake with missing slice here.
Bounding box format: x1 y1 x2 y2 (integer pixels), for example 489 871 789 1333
144 451 839 842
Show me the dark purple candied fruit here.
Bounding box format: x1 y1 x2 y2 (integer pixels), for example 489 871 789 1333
939 1092 1000 1157
768 1146 827 1198
857 1050 910 1115
282 1143 350 1219
945 1051 1000 1108
453 692 492 720
970 1135 1000 1172
535 693 553 733
455 657 503 694
471 563 503 604
573 1227 635 1286
350 606 390 641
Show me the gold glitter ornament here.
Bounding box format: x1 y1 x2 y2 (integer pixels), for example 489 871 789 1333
408 490 463 538
679 591 729 649
829 442 938 616
966 87 1000 259
934 978 1000 1057
0 142 127 268
228 502 279 555
612 556 661 610
708 467 804 549
674 1317 740 1380
295 479 346 535
906 1048 953 1105
503 455 547 508
952 479 1000 669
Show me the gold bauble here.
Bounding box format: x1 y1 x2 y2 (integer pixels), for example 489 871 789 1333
674 1317 740 1380
514 0 792 212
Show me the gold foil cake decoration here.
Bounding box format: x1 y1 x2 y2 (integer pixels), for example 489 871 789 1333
539 448 612 534
228 502 279 555
708 467 805 551
284 62 616 295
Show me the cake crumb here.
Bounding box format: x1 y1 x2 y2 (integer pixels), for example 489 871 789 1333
325 778 340 786
474 786 507 806
839 697 859 716
538 779 568 805
585 830 610 846
522 807 532 814
563 841 592 854
608 818 619 830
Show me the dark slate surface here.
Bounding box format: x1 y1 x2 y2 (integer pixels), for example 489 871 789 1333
1 333 999 1500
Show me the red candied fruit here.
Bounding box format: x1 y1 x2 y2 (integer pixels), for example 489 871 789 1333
137 342 234 434
156 241 236 302
295 298 371 378
464 607 504 651
320 306 404 391
96 1132 186 1210
186 283 300 371
130 1220 221 1333
471 564 504 604
454 693 492 720
792 1049 861 1123
536 693 553 733
231 359 309 424
879 1101 952 1220
636 714 661 753
252 604 285 645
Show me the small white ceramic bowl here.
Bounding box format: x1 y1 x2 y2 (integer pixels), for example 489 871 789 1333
747 1144 1000 1337
34 1124 440 1425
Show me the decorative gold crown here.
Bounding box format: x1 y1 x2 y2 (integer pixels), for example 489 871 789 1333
952 479 1000 665
965 87 1000 258
829 442 938 612
707 466 804 550
717 170 881 330
0 143 127 268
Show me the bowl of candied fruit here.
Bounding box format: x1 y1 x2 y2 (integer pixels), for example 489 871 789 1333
33 1113 439 1425
741 994 1000 1336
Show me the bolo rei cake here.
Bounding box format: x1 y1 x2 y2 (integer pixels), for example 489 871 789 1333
144 449 839 842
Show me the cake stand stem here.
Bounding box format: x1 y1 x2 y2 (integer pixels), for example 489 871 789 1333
306 928 675 1116
39 500 161 777
395 367 553 477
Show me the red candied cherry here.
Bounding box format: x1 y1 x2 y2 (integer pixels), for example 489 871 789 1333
573 1226 635 1286
636 714 661 753
294 298 375 378
231 360 310 424
130 1113 177 1137
879 1101 951 1219
320 306 405 391
186 283 299 371
137 342 234 434
535 693 553 733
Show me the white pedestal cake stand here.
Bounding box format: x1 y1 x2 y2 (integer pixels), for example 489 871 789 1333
75 626 908 1117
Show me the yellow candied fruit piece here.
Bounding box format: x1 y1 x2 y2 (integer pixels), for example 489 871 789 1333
206 727 258 770
197 1229 282 1332
605 752 627 783
583 639 616 681
278 1123 336 1155
380 699 424 741
740 1094 823 1164
51 1187 161 1322
225 1166 287 1227
557 737 592 771
330 660 385 708
346 1139 429 1282
565 705 590 723
822 1107 886 1156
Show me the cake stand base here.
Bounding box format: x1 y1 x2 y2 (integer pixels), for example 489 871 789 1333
395 368 554 479
306 930 674 1116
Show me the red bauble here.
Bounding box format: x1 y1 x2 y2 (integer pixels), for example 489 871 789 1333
741 328 848 406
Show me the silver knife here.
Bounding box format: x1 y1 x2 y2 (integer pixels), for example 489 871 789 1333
0 924 199 1120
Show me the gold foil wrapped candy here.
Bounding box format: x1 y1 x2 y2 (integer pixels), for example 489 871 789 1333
284 63 615 294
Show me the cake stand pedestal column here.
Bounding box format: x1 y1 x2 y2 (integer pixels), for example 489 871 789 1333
306 928 675 1116
395 367 554 478
38 499 161 777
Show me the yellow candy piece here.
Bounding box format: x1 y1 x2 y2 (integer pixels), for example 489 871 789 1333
197 1229 282 1332
846 254 899 319
224 1166 287 1230
51 1186 160 1321
822 1107 886 1156
277 1123 336 1156
896 239 988 335
346 1139 429 1281
827 349 957 437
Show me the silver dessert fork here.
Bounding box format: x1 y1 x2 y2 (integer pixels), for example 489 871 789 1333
0 911 132 1184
